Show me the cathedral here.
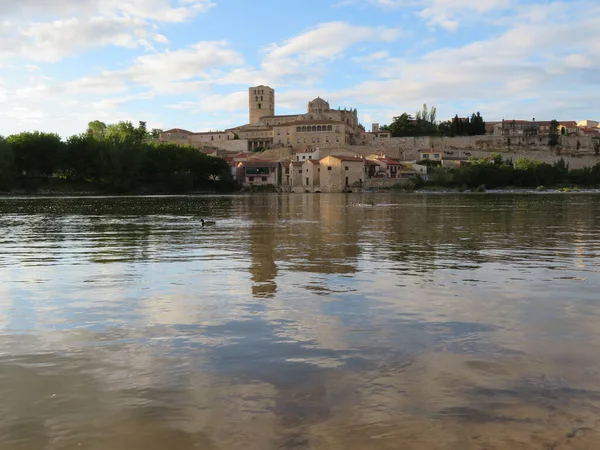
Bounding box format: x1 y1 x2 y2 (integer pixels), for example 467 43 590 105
226 85 367 151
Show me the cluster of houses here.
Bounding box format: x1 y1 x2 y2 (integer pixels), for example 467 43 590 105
488 119 600 137
217 147 427 193
154 85 600 191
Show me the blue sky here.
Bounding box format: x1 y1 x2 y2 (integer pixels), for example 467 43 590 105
1 0 599 137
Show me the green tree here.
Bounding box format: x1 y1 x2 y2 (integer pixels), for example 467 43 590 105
381 112 415 137
0 136 16 190
150 128 163 139
6 131 64 178
549 120 559 146
87 120 107 138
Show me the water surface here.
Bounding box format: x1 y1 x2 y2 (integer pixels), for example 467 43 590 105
1 193 599 449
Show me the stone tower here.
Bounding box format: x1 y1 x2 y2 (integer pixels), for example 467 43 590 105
249 85 274 124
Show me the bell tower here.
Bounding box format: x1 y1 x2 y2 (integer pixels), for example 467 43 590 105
249 85 275 124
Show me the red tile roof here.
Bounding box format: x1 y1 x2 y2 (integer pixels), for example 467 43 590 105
307 160 320 165
376 157 401 165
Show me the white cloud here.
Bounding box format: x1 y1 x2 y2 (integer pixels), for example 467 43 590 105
56 41 244 95
0 0 214 62
260 22 400 80
353 50 390 62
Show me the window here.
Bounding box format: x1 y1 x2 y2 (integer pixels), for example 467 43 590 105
298 170 302 174
423 154 430 159
258 103 261 109
326 136 329 142
327 167 332 171
255 96 258 101
345 166 349 171
249 176 254 182
318 168 320 172
262 176 267 182
302 156 306 160
312 138 316 143
277 130 280 135
306 168 309 172
261 96 263 101
287 138 290 144
285 168 289 174
211 136 214 141
308 156 312 159
296 127 301 132
433 153 440 159
328 125 332 131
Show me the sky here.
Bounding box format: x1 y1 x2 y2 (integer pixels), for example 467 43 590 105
1 0 599 137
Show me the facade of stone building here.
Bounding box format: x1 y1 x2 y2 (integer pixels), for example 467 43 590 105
227 85 365 152
319 155 365 193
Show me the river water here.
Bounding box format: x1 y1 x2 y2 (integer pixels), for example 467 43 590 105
0 193 599 450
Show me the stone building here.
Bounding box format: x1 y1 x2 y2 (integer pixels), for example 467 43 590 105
227 86 365 152
319 155 365 193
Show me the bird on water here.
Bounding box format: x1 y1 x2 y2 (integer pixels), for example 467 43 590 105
201 219 216 226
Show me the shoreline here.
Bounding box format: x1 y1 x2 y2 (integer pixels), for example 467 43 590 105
2 187 600 197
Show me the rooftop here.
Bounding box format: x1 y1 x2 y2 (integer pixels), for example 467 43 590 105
163 128 192 134
327 155 365 162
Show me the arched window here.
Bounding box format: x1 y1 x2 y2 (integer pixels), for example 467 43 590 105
302 126 307 132
312 126 317 132
296 127 301 132
327 125 332 131
317 126 322 132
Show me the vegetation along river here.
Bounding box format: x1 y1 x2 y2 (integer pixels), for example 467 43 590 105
0 193 599 450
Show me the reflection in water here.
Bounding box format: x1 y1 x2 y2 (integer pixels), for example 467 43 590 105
0 194 600 449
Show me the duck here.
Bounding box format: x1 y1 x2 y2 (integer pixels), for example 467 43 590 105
201 219 216 226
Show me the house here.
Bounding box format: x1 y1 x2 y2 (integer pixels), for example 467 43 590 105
499 120 538 136
160 128 192 143
319 155 365 193
577 120 599 128
237 161 280 186
419 151 442 161
295 147 320 161
376 157 402 179
288 161 304 188
557 121 579 136
302 160 321 190
580 127 600 137
364 159 382 179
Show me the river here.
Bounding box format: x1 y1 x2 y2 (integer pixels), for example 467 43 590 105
0 193 599 449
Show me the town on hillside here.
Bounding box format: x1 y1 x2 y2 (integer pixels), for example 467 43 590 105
157 85 600 193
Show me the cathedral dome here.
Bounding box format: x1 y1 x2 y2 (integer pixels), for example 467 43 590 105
308 97 330 114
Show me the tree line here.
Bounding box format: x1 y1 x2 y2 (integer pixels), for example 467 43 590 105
0 121 235 193
380 104 488 138
421 153 600 189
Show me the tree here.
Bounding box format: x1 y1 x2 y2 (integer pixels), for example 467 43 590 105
6 131 64 178
0 136 15 190
381 113 414 137
88 120 107 138
549 119 559 146
150 128 163 139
